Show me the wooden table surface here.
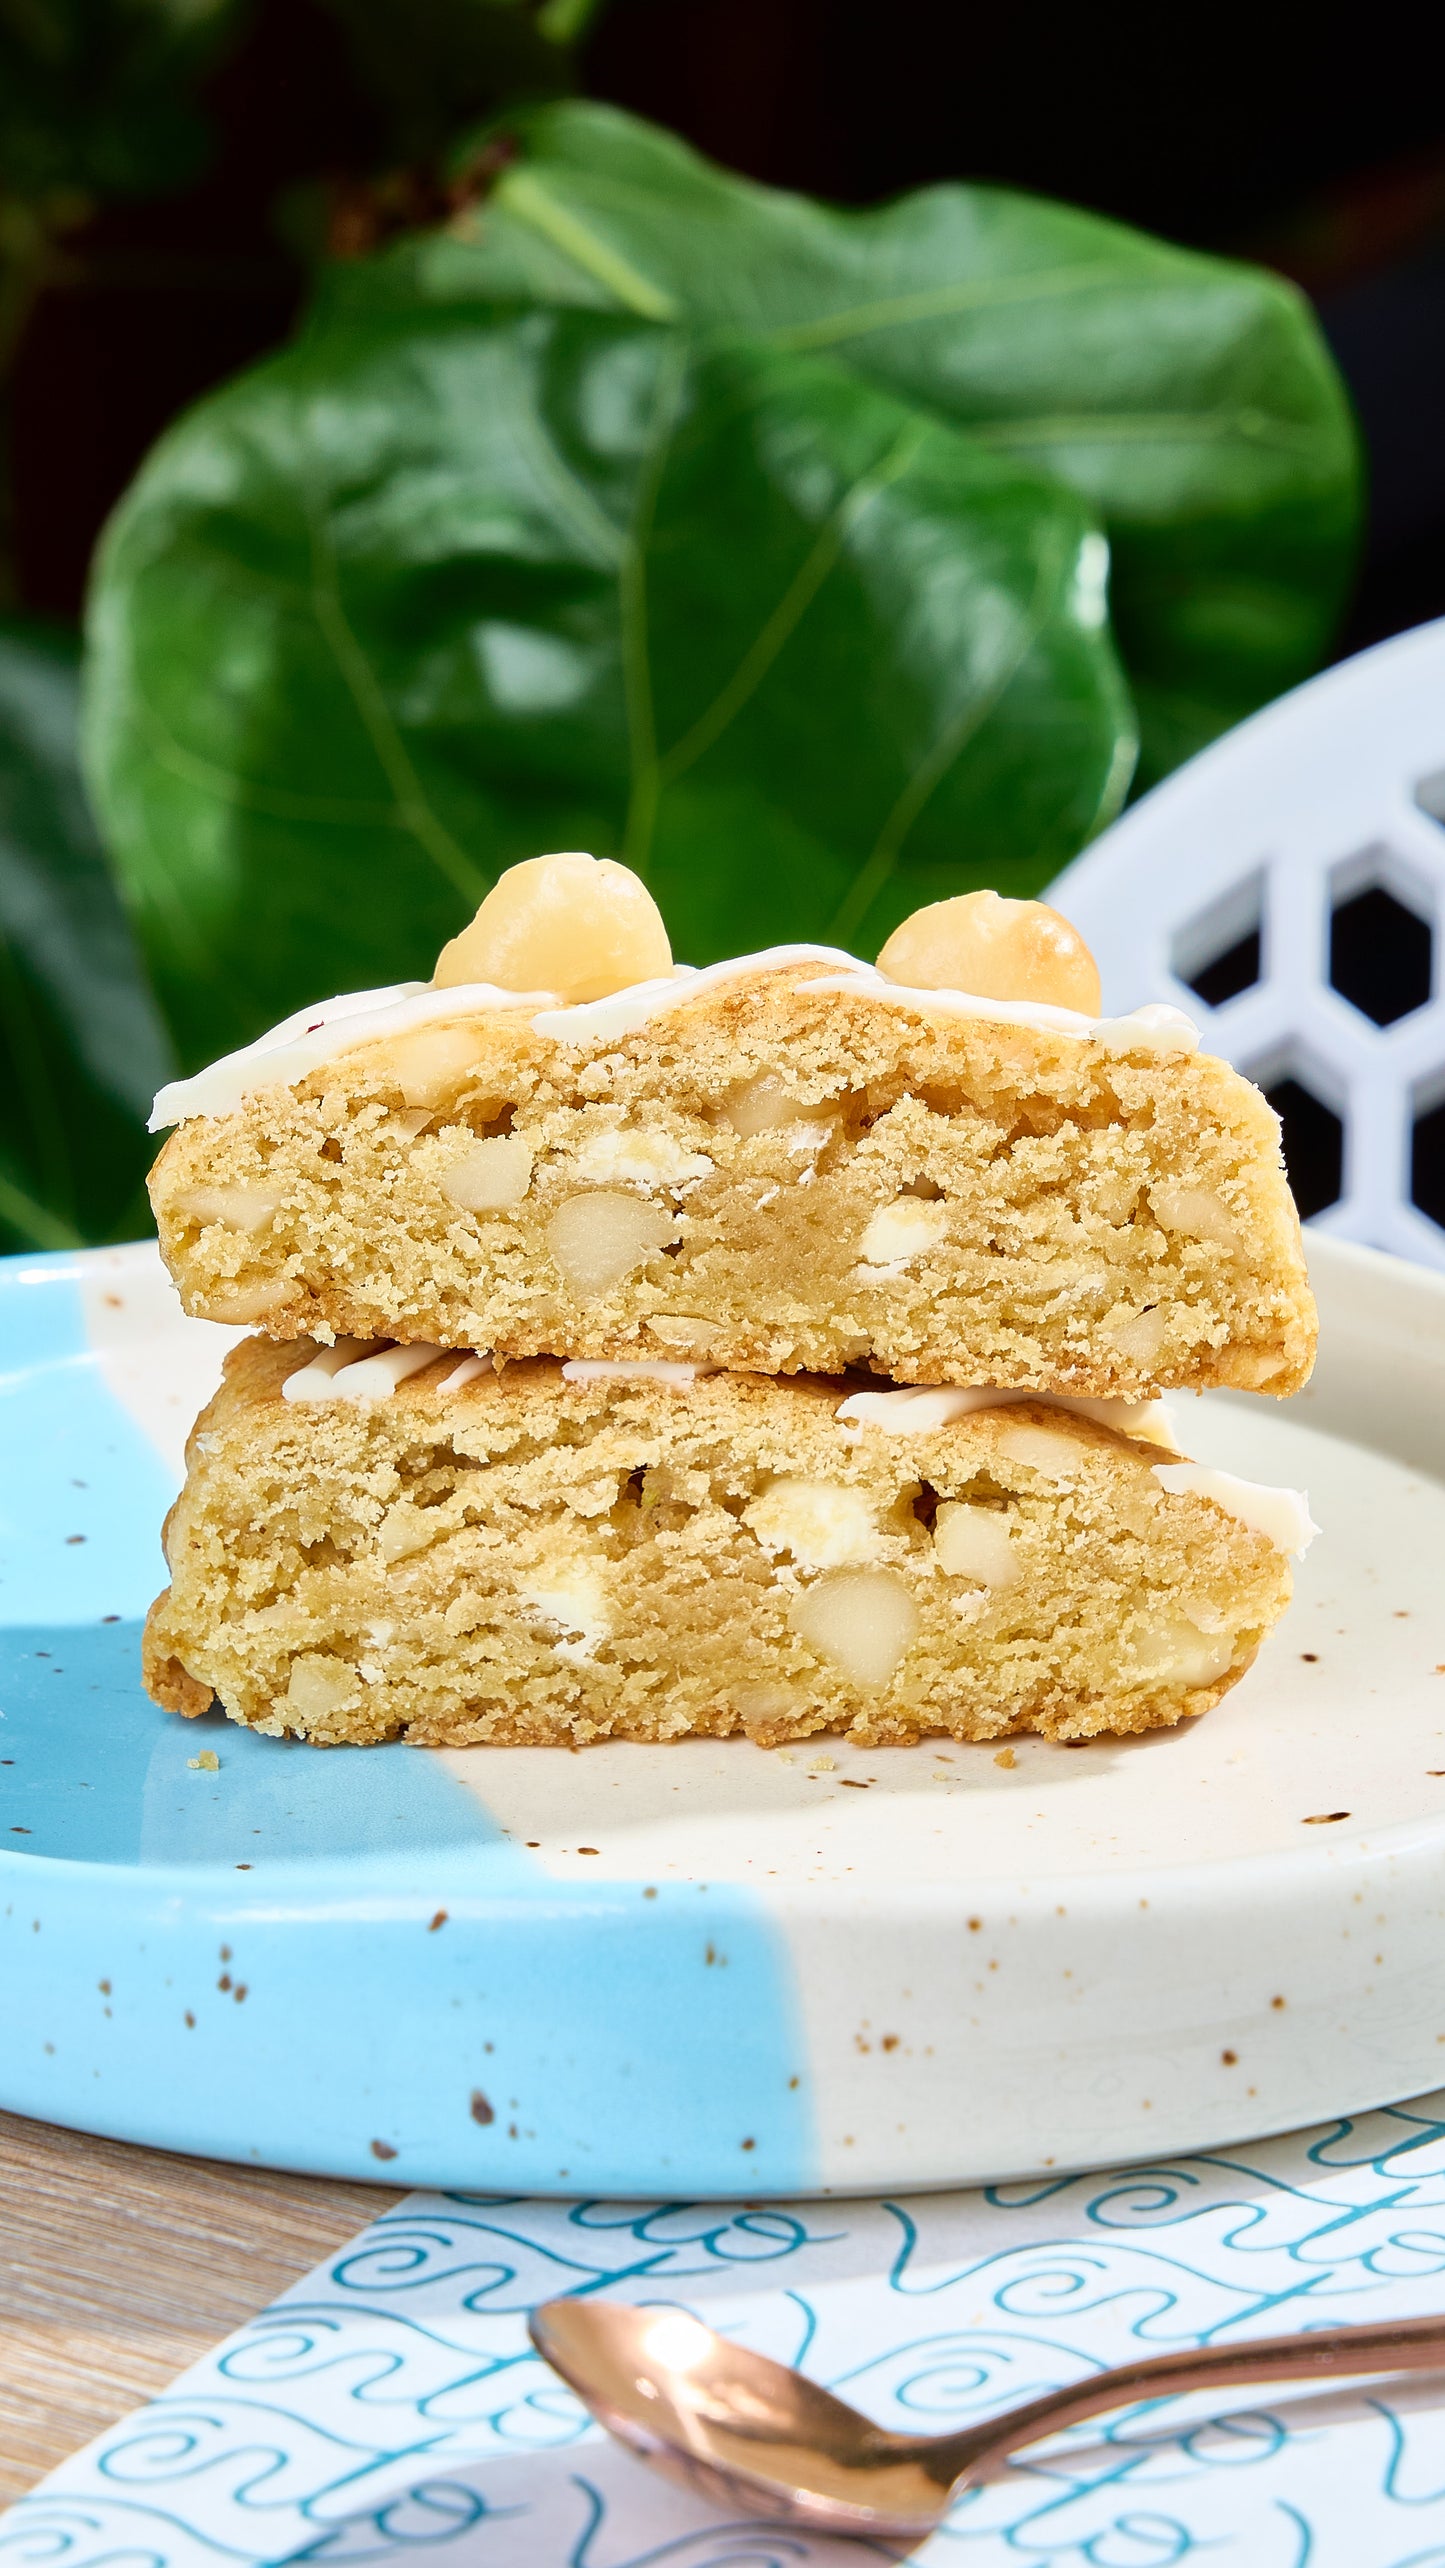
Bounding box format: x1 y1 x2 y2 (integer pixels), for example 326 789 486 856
0 2109 399 2502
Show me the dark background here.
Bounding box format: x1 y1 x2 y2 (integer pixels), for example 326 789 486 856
9 0 1445 652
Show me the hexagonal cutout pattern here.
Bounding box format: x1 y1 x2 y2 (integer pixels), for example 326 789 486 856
1171 872 1263 1010
1329 883 1432 1026
1413 1096 1445 1231
1262 1074 1344 1220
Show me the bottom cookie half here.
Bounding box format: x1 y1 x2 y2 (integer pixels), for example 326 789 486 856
145 1341 1298 1748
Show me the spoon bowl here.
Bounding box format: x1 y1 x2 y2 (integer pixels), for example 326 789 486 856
529 2296 1445 2543
529 2297 958 2538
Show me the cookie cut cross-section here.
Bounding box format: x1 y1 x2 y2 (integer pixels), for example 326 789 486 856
149 919 1316 1397
145 1339 1309 1750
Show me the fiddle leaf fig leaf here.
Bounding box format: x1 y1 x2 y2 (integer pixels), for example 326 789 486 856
0 620 173 1252
83 305 1132 1068
321 100 1359 783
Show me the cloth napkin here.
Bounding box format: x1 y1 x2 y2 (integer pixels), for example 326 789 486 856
7 2093 1445 2568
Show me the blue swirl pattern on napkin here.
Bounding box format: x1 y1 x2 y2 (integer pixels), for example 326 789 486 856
9 2094 1445 2566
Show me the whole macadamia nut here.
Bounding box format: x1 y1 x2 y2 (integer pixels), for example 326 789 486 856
876 889 1101 1015
434 852 673 1003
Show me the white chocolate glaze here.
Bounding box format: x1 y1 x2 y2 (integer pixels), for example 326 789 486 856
435 1352 493 1393
316 1343 443 1402
150 979 555 1130
280 1339 382 1401
150 946 1199 1127
281 1344 706 1402
1151 1462 1318 1558
836 1383 1180 1448
282 1341 462 1403
838 1384 1312 1557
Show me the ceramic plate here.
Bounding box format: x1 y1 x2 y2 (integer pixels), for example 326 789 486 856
2 1234 1443 2196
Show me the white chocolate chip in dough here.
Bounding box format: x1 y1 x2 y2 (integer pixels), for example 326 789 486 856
521 1564 612 1663
1104 1304 1167 1367
857 1195 949 1269
285 1655 362 1721
545 1191 677 1298
933 1502 1019 1588
440 1134 535 1212
647 1315 724 1350
356 1021 484 1109
434 851 672 1001
995 1421 1083 1478
570 1126 713 1189
744 1478 884 1570
204 1278 298 1325
1150 1182 1240 1250
724 1073 837 1138
173 1184 283 1234
735 1682 808 1734
1130 1614 1235 1687
790 1569 918 1690
377 1499 449 1564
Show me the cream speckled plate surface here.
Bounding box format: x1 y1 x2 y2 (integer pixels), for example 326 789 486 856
1 1233 1442 2193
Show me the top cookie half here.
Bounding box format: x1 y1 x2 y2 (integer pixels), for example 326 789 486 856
148 869 1316 1397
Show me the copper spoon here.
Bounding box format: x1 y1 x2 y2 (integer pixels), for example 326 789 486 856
530 2297 1445 2543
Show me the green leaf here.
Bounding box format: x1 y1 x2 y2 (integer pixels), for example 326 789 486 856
318 100 1360 782
0 619 173 1252
83 305 1132 1069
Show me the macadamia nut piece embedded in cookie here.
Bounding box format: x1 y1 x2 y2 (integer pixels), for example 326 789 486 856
149 945 1316 1398
545 1191 677 1299
144 1350 1305 1750
434 851 673 1001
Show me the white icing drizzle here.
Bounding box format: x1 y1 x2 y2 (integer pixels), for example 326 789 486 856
836 1383 1179 1448
150 945 1199 1127
436 1352 493 1394
280 1338 381 1401
282 1342 711 1402
321 1343 444 1401
282 1340 483 1403
793 980 1194 1058
150 979 555 1131
533 950 1196 1052
836 1383 1313 1557
1152 1462 1318 1558
562 1358 705 1388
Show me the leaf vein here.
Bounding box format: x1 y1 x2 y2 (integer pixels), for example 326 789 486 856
828 513 1083 945
766 260 1143 353
619 341 689 875
302 482 487 907
657 417 929 788
494 171 680 321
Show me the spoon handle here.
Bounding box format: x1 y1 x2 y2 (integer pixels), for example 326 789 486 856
936 2310 1445 2481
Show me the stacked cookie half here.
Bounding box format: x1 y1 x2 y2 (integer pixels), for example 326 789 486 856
144 856 1317 1750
